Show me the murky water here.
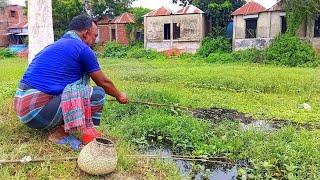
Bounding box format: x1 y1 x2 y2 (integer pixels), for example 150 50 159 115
192 107 320 130
144 148 237 180
240 120 277 131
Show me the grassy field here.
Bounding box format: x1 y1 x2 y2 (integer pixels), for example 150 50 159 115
0 57 319 179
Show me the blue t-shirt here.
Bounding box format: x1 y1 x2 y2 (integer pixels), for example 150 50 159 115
21 34 100 95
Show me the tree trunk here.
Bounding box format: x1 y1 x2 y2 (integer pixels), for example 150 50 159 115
28 0 54 64
83 0 92 17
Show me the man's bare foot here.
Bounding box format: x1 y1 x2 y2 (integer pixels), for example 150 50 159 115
48 126 69 143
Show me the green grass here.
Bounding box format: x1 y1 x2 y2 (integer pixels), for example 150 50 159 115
0 57 319 179
103 58 320 123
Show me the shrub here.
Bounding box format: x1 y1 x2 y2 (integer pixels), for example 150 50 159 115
0 48 15 58
204 49 265 64
197 37 232 57
103 41 166 60
104 41 127 58
232 48 265 63
265 35 319 67
206 52 234 63
178 52 195 60
126 46 165 60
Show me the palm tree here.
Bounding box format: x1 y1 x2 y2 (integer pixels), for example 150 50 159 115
28 0 54 64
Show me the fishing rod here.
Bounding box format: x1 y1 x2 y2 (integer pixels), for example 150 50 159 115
107 99 190 110
0 155 233 165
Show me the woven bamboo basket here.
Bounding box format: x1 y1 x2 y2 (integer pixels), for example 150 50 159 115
77 138 117 175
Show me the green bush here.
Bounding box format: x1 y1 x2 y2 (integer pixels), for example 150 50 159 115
197 37 232 57
103 41 166 60
265 35 319 67
104 41 127 58
178 52 194 59
126 46 165 59
232 48 265 63
205 52 234 63
0 48 15 58
203 49 264 64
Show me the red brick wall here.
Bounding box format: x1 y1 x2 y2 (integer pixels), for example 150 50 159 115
97 25 110 44
0 5 26 47
116 24 129 45
97 23 130 45
0 35 8 47
109 24 116 41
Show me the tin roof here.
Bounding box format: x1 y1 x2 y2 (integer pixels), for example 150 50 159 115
268 2 284 12
97 16 111 25
110 12 135 24
176 5 204 14
232 1 266 16
144 7 174 17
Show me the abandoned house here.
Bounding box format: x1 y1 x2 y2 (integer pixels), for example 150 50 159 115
0 5 27 47
144 5 209 53
96 12 136 45
7 21 28 45
232 1 320 51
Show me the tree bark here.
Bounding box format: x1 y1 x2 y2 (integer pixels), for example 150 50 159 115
83 0 92 17
28 0 54 64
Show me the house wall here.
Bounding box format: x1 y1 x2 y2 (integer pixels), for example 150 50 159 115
97 25 110 44
0 5 25 47
97 23 130 45
144 14 206 53
145 15 171 42
311 38 320 50
233 38 273 51
233 13 274 50
115 24 129 45
257 12 270 38
270 12 281 38
306 20 320 51
233 11 316 51
234 15 245 39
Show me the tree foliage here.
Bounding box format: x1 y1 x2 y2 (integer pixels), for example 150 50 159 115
89 0 136 19
280 0 320 35
52 0 83 39
126 7 150 42
51 0 136 39
128 7 149 25
173 0 245 36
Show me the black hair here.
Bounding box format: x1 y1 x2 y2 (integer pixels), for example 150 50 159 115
69 15 94 31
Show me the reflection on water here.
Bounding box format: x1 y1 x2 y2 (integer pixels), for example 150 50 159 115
144 148 237 180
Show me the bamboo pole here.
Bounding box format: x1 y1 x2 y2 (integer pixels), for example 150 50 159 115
108 99 190 110
0 157 78 164
126 155 234 165
0 155 233 165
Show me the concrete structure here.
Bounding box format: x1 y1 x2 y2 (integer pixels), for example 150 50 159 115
144 5 209 53
97 12 135 45
0 5 26 47
232 1 320 51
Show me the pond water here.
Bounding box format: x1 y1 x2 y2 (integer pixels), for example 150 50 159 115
144 148 237 180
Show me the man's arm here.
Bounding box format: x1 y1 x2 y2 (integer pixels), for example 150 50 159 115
89 70 128 104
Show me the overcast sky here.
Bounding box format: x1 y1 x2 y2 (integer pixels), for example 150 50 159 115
11 0 278 10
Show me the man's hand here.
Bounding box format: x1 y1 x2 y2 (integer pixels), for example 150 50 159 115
117 92 129 104
90 70 128 104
